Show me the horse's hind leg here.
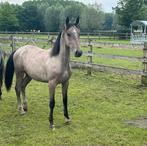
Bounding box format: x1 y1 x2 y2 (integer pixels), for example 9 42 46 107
21 74 32 112
15 72 25 115
62 81 71 123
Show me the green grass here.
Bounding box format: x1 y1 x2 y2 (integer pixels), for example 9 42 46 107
0 69 147 146
80 46 142 57
91 47 143 57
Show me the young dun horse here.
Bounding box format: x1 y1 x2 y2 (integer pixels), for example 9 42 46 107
5 17 82 129
0 50 5 100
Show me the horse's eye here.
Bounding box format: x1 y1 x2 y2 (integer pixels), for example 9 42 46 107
67 33 71 37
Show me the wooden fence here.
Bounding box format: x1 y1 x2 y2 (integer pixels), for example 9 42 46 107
71 40 143 75
0 31 130 40
0 34 147 85
72 40 147 85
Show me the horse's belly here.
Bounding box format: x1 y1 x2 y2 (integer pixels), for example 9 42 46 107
25 62 62 83
27 70 48 83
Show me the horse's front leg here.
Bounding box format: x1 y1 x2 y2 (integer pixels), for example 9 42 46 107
48 80 56 130
0 89 2 100
62 81 71 123
0 81 2 100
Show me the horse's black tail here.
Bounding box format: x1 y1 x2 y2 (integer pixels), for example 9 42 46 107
5 51 16 91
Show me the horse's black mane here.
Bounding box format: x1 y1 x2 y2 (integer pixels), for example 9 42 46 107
51 32 62 56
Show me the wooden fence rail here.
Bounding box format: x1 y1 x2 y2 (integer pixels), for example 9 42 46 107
70 61 143 75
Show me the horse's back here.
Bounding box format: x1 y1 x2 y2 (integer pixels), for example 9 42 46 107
13 45 53 82
14 45 46 67
14 45 49 63
15 45 49 57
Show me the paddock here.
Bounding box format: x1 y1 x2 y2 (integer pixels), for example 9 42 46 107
0 33 147 145
0 69 147 145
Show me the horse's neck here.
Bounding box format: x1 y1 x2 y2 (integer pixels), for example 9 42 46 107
59 38 70 69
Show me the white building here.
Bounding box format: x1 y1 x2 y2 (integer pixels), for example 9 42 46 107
130 20 147 44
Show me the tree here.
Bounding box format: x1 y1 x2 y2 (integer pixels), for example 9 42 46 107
144 0 147 4
0 2 19 31
18 1 41 31
102 13 113 30
37 2 50 31
44 4 64 32
115 0 144 28
80 3 104 32
64 3 82 21
0 0 113 32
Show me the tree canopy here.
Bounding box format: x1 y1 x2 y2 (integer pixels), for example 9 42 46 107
0 0 147 32
115 0 145 32
0 2 19 31
0 0 106 32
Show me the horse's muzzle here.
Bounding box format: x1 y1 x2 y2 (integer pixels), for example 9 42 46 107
75 50 82 57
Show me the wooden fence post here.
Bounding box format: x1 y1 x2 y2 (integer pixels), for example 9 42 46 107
10 35 15 51
141 42 147 85
87 38 93 75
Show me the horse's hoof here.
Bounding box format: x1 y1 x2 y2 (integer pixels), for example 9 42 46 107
23 107 28 112
20 111 26 115
52 127 55 131
65 117 71 123
50 125 55 131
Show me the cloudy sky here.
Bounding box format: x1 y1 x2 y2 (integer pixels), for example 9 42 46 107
0 0 118 12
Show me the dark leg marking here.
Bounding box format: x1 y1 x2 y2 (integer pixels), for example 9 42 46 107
62 81 70 121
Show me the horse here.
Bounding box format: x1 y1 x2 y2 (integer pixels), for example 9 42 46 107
0 49 5 100
4 17 82 129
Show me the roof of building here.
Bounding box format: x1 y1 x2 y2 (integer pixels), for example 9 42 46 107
131 20 147 26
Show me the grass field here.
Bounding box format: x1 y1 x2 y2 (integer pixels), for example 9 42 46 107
0 33 146 145
0 69 147 146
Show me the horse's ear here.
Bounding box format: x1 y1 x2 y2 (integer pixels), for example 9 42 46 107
66 17 69 26
75 16 80 26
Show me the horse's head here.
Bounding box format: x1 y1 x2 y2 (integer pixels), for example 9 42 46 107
62 17 82 57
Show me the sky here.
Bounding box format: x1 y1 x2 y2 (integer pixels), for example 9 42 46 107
0 0 118 12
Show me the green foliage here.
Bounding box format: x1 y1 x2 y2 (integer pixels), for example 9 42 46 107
81 4 104 32
0 0 106 32
44 5 63 32
2 0 147 32
18 1 41 31
102 13 114 30
115 0 144 28
142 4 147 20
0 2 19 31
144 0 147 4
37 2 49 31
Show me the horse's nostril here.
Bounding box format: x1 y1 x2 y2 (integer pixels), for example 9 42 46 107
75 50 82 57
